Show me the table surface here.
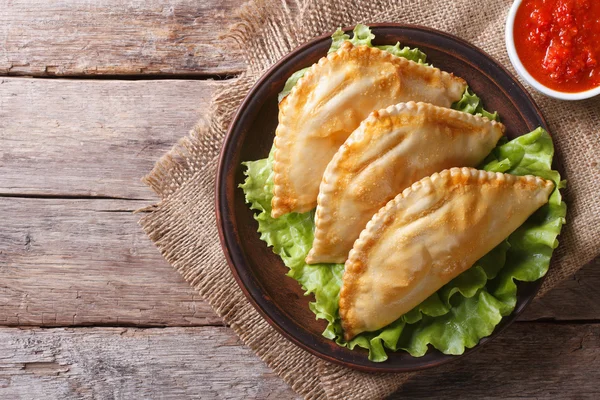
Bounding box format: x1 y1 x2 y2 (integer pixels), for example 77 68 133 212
1 1 599 398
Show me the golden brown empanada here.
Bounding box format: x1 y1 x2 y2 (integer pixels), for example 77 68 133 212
271 42 467 218
339 167 554 340
306 102 505 264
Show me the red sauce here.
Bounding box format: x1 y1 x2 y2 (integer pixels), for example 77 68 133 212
514 0 600 92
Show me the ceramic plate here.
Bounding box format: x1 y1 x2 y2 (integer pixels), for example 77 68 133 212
216 24 549 372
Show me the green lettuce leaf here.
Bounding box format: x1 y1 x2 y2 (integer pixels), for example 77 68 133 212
278 68 309 103
240 149 345 334
241 128 565 361
452 87 499 121
241 25 566 362
329 24 375 53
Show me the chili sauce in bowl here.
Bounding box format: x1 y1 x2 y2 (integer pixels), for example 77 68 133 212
506 0 600 100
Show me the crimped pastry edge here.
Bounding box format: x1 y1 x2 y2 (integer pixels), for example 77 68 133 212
338 167 554 339
306 102 506 263
271 42 467 218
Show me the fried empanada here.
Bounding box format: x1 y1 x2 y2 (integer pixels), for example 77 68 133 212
271 42 467 218
339 167 554 340
306 102 505 264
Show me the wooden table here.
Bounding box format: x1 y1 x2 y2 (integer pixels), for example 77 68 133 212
1 1 598 398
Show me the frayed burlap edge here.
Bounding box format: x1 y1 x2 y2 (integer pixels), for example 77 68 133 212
139 0 600 399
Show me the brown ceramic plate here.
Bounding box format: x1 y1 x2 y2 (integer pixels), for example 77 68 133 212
216 24 549 372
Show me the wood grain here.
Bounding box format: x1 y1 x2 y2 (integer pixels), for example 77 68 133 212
0 0 246 76
0 197 220 327
392 322 600 399
521 258 600 322
0 324 597 399
0 326 299 399
0 77 221 199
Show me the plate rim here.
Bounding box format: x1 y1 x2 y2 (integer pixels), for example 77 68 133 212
215 23 550 372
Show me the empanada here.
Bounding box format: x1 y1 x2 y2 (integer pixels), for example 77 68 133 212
306 102 505 264
271 42 467 218
339 167 554 340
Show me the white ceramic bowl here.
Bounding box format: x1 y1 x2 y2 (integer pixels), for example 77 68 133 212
505 0 600 100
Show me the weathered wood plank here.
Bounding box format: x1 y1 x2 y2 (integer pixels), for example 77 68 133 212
0 324 597 399
392 322 600 399
521 258 600 322
0 326 299 399
0 77 221 199
0 197 221 327
0 0 246 76
0 194 598 327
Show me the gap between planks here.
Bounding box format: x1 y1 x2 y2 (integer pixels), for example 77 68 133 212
0 319 598 331
0 74 238 81
18 74 240 81
0 193 152 201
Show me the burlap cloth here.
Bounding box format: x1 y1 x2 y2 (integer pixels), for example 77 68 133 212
139 0 600 398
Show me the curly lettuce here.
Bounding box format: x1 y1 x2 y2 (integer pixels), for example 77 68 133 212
241 26 566 362
453 87 500 121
